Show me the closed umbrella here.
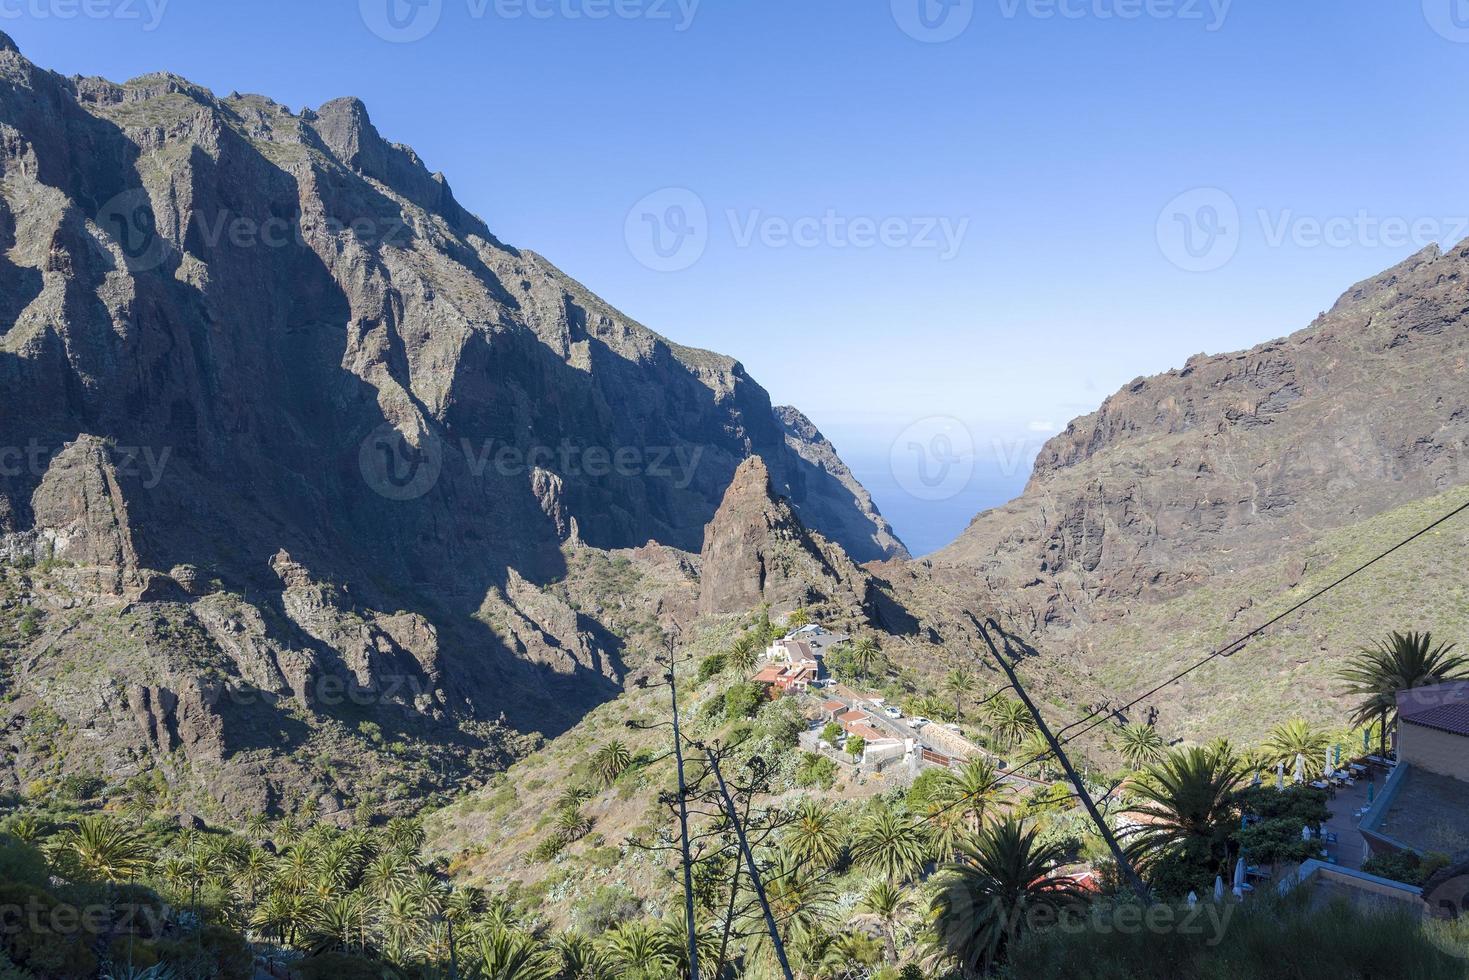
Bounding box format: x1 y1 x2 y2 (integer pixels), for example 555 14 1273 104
1301 825 1313 842
1233 857 1247 898
1293 754 1306 784
1187 891 1198 906
1363 728 1371 753
1324 746 1334 779
1276 761 1285 790
1367 781 1375 804
1334 744 1342 767
1252 771 1262 788
1214 876 1225 901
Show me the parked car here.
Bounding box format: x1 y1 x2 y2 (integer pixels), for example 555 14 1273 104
882 706 903 720
943 723 962 733
910 717 931 729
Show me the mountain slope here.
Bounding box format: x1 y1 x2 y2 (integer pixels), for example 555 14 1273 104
0 34 901 814
915 242 1469 738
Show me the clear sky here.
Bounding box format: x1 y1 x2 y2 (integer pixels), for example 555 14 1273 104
6 0 1469 553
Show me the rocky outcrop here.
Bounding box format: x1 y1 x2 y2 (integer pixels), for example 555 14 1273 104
697 456 877 623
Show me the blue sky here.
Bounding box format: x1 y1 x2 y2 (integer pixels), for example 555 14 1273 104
6 0 1469 553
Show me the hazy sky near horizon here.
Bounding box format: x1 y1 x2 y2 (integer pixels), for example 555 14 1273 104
7 0 1469 553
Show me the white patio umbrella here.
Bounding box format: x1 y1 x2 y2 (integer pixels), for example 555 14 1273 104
1187 891 1198 906
1293 753 1306 784
1301 825 1313 842
1276 761 1285 790
1324 746 1334 779
1213 876 1225 901
1252 771 1263 788
1233 857 1247 897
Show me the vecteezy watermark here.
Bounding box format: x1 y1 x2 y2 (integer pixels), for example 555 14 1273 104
0 440 170 489
890 416 976 502
1158 187 1469 272
1423 0 1469 43
0 0 169 32
358 426 709 501
94 191 416 275
625 188 709 273
200 672 442 711
891 0 975 42
1157 187 1241 273
625 187 970 272
359 0 699 43
0 897 168 940
460 438 705 488
359 424 444 502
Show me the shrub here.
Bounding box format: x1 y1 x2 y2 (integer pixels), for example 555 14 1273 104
847 736 866 760
1362 850 1426 885
698 653 728 682
724 682 763 722
0 881 99 979
794 753 837 790
573 885 641 935
820 722 842 745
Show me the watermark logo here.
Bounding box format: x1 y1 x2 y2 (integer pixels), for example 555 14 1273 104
360 0 443 43
626 188 708 273
1157 187 1240 273
358 423 443 501
892 0 975 42
625 188 970 271
0 0 170 31
95 189 168 274
1424 0 1469 43
1425 870 1469 959
891 416 975 501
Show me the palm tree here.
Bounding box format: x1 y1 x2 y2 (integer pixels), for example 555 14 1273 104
936 757 1002 834
1018 729 1056 779
54 817 151 882
1261 719 1330 779
987 697 1035 749
600 921 673 978
786 606 811 629
383 816 426 855
852 635 884 679
857 880 912 965
552 930 613 979
592 740 633 786
1111 723 1165 771
1123 746 1242 878
236 847 276 906
474 926 560 980
944 666 975 721
785 798 845 871
727 633 761 674
1341 631 1469 756
762 851 837 943
850 805 928 884
361 849 415 900
932 817 1086 975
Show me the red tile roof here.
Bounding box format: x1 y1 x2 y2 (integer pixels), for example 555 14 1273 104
752 667 784 684
1403 702 1469 737
837 710 867 724
820 700 846 713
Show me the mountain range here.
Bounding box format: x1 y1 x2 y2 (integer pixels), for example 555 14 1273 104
2 29 1467 819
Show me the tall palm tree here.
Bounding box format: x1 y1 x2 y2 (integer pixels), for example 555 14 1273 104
936 757 1002 834
1341 631 1469 756
850 805 929 884
361 849 415 901
852 635 884 679
944 666 975 721
784 798 845 871
1261 719 1329 779
383 816 426 856
591 740 633 786
55 817 151 882
857 880 912 965
1018 730 1056 780
1111 723 1165 772
1123 746 1242 878
987 697 1035 749
931 817 1086 976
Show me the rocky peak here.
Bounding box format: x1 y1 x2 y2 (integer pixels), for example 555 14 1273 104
0 31 16 54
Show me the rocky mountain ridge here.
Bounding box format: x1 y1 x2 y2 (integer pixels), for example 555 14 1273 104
0 33 904 816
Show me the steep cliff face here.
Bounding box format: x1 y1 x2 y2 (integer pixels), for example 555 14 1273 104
0 35 901 813
936 243 1469 625
907 242 1469 741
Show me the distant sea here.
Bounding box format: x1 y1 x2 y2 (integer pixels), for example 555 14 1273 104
842 451 1033 558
